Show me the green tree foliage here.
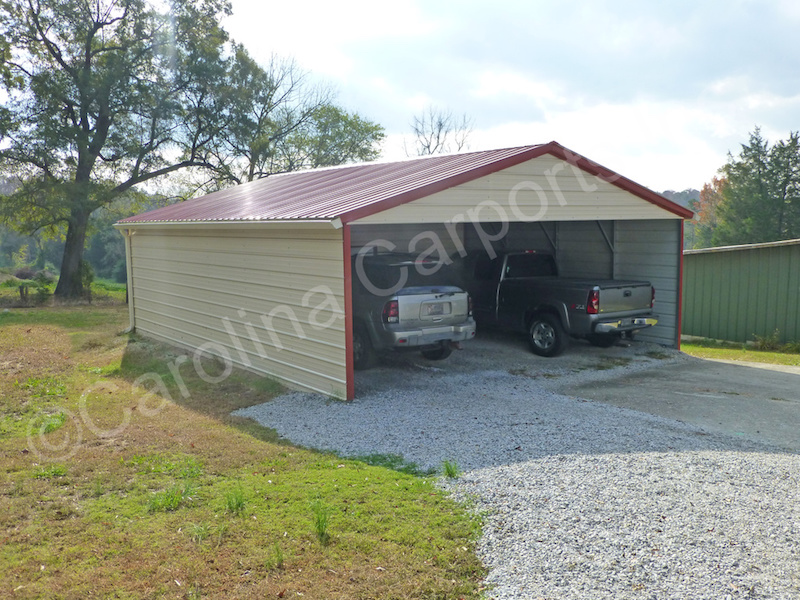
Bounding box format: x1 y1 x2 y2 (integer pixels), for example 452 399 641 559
0 0 235 298
693 177 727 248
0 0 384 298
273 105 385 172
710 129 800 246
206 51 383 187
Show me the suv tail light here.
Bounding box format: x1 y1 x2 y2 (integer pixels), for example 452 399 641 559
382 299 399 323
587 289 599 314
468 295 473 317
651 286 655 308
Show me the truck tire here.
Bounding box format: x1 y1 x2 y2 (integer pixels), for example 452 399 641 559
587 333 620 348
421 342 453 361
353 323 375 370
528 314 567 357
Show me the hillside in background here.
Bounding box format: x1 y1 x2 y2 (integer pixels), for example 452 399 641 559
662 189 700 210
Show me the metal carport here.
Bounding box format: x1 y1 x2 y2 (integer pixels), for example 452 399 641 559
115 141 693 400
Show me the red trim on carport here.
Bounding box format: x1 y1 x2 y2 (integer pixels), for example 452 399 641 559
677 219 685 350
342 224 355 400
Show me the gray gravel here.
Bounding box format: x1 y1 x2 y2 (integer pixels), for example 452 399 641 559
234 340 800 599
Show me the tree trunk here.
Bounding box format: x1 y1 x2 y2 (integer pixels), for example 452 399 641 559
54 208 91 299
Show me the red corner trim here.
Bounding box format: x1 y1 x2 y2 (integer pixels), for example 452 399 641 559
677 219 685 350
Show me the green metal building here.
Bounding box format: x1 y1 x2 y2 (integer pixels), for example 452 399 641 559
682 239 800 343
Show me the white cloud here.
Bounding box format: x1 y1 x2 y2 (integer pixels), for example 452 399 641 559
223 0 800 191
224 1 437 78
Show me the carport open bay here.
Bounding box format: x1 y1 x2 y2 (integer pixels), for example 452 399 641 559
234 335 800 599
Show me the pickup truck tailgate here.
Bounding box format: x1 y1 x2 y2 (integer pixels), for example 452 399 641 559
595 281 652 313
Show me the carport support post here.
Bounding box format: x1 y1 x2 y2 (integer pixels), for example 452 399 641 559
677 219 685 350
342 224 355 400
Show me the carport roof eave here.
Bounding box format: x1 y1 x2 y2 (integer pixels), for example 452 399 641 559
112 218 341 230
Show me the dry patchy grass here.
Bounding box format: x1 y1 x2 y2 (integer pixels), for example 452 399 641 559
1 307 485 599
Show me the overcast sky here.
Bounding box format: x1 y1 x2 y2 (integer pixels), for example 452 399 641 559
224 0 800 192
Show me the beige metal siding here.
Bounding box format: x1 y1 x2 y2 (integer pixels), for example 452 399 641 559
614 220 682 346
129 226 347 399
353 155 678 225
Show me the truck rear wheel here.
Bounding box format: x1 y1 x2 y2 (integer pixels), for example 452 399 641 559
421 342 453 361
528 314 567 357
353 323 375 370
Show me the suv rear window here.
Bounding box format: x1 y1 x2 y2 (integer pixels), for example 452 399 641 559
355 254 459 292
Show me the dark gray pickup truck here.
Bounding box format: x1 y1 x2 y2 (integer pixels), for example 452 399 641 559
461 250 657 357
352 252 476 369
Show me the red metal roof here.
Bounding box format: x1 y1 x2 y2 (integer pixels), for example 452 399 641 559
117 141 694 225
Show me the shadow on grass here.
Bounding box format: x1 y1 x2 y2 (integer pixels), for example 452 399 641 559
115 334 290 446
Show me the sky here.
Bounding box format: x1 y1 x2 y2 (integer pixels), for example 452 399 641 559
223 0 800 192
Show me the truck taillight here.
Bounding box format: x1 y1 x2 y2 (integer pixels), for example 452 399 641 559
468 295 473 317
382 300 399 323
651 286 655 308
587 289 599 314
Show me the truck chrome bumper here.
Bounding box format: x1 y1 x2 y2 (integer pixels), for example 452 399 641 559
594 316 658 333
387 321 477 348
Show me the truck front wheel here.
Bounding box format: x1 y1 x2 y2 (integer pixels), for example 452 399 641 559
528 314 567 357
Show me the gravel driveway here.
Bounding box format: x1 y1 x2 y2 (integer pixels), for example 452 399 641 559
235 334 800 599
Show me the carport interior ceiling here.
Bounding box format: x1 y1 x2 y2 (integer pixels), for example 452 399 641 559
116 141 692 400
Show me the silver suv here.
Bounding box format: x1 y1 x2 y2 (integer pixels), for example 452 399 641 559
351 252 476 369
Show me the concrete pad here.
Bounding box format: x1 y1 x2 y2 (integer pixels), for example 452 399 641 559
562 355 800 452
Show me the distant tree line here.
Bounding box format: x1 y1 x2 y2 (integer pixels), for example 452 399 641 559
693 128 800 248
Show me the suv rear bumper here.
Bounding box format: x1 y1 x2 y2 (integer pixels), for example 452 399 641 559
384 320 477 348
594 316 658 334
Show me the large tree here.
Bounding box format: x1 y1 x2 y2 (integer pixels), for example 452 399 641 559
712 129 800 246
0 0 385 298
0 0 235 297
205 50 383 187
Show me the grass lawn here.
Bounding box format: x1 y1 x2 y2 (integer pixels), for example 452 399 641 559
0 305 485 599
682 340 800 367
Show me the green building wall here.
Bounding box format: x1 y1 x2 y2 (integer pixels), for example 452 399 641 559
682 240 800 344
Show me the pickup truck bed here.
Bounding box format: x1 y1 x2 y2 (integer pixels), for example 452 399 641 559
462 251 658 356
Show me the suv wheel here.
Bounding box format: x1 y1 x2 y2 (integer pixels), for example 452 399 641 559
528 314 567 357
